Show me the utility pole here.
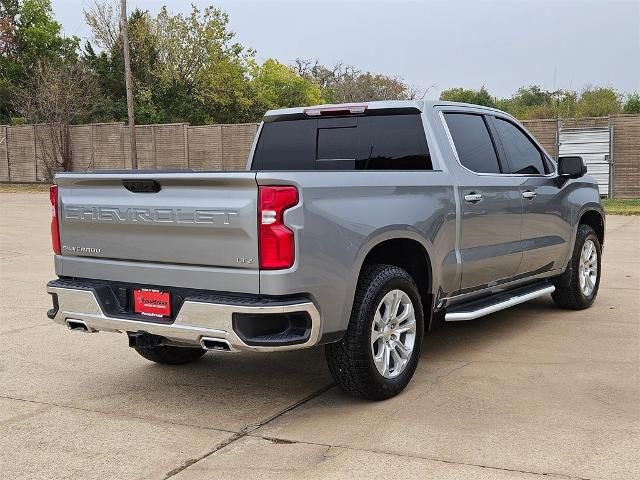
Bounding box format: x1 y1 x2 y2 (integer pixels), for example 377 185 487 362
120 0 137 169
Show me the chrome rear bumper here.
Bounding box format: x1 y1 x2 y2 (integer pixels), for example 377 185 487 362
47 282 321 352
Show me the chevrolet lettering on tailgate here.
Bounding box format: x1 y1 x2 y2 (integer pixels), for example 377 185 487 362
64 205 238 225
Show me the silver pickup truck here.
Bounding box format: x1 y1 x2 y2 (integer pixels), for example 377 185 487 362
47 101 604 400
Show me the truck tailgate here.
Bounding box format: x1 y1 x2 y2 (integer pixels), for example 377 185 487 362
55 172 259 270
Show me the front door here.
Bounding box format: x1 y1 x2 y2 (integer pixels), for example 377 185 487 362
443 112 523 291
490 116 571 275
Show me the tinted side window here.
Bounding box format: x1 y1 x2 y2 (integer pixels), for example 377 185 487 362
444 113 501 174
252 113 432 171
354 115 431 170
494 118 546 175
253 120 316 170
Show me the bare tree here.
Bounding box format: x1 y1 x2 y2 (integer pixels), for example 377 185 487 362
0 14 17 57
293 58 342 90
293 58 430 103
84 0 121 50
405 83 435 100
18 61 98 180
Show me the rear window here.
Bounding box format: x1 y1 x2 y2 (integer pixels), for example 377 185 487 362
252 113 432 170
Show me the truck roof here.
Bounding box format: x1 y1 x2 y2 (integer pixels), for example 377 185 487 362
263 100 506 119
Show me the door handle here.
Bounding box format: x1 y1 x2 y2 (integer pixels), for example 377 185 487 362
522 191 537 199
464 193 483 203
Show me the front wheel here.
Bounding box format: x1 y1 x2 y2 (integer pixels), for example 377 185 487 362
325 264 424 400
552 224 602 310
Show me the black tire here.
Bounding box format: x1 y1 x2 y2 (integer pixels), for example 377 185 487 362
325 264 424 400
552 224 602 310
134 345 206 365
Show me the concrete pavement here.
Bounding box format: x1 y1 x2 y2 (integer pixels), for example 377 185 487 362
1 192 638 480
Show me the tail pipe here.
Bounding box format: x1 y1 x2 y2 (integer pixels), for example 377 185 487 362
200 337 232 352
66 319 93 332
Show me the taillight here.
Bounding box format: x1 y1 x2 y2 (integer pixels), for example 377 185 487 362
258 186 299 269
49 184 61 254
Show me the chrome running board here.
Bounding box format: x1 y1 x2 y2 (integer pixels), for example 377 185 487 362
445 284 555 322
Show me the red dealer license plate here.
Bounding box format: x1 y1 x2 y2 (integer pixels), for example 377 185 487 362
133 288 171 317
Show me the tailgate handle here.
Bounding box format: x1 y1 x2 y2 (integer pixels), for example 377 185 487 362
123 180 161 193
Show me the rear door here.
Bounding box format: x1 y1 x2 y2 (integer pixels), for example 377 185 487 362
490 116 571 275
443 112 523 291
56 172 259 270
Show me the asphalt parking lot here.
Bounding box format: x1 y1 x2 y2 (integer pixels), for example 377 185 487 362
1 191 638 480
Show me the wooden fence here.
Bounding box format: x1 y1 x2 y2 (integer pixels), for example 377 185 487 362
0 122 259 182
1 115 638 197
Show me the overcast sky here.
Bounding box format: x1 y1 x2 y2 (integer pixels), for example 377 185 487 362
52 0 640 99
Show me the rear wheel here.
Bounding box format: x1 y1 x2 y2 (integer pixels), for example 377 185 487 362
552 224 601 310
134 345 206 365
325 264 424 400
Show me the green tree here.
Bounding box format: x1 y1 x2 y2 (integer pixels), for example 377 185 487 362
439 86 496 107
82 7 164 123
623 93 640 114
575 87 622 117
252 59 322 111
193 57 256 123
0 0 79 122
83 3 332 124
152 4 256 123
84 2 261 124
496 85 578 119
81 41 127 122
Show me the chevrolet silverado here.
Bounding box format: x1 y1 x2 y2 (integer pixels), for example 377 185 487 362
46 101 604 399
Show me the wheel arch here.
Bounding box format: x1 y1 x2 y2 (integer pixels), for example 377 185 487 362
352 232 435 331
558 205 605 277
578 208 605 247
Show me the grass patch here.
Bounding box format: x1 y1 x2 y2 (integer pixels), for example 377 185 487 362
0 183 50 193
602 198 640 215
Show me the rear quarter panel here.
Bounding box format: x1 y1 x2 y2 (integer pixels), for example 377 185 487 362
256 170 457 336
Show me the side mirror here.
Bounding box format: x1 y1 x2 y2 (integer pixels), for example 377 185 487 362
558 156 587 179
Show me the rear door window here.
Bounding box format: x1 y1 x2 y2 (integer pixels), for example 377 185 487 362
354 115 431 170
444 113 501 174
252 113 432 171
493 117 547 175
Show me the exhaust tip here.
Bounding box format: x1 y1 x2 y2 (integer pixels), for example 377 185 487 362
66 319 91 332
200 337 232 352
